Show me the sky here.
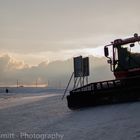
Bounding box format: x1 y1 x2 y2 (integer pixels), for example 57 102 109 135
0 0 140 86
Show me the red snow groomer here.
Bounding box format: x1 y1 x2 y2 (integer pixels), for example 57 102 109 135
67 33 140 109
105 33 140 79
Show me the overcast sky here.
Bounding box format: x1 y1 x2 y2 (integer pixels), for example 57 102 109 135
0 0 140 86
1 0 140 65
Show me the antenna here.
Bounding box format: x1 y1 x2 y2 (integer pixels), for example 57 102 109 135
17 80 19 88
36 79 38 88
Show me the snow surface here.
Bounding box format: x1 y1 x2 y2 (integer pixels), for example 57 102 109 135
0 88 140 140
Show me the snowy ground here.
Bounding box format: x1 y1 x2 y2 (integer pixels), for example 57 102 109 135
0 87 140 140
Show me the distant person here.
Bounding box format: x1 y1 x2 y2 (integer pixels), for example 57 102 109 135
6 88 9 93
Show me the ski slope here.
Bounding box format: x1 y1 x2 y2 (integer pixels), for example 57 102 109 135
0 88 140 140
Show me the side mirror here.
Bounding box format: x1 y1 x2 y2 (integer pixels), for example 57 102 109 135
130 43 135 47
104 47 109 57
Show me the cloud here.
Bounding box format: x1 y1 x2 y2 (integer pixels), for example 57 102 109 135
0 55 28 85
0 54 114 87
1 0 139 87
0 54 25 71
0 0 140 55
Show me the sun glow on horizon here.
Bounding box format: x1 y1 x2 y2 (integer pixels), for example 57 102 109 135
0 46 105 67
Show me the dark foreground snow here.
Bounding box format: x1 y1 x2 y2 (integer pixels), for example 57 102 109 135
0 89 140 140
